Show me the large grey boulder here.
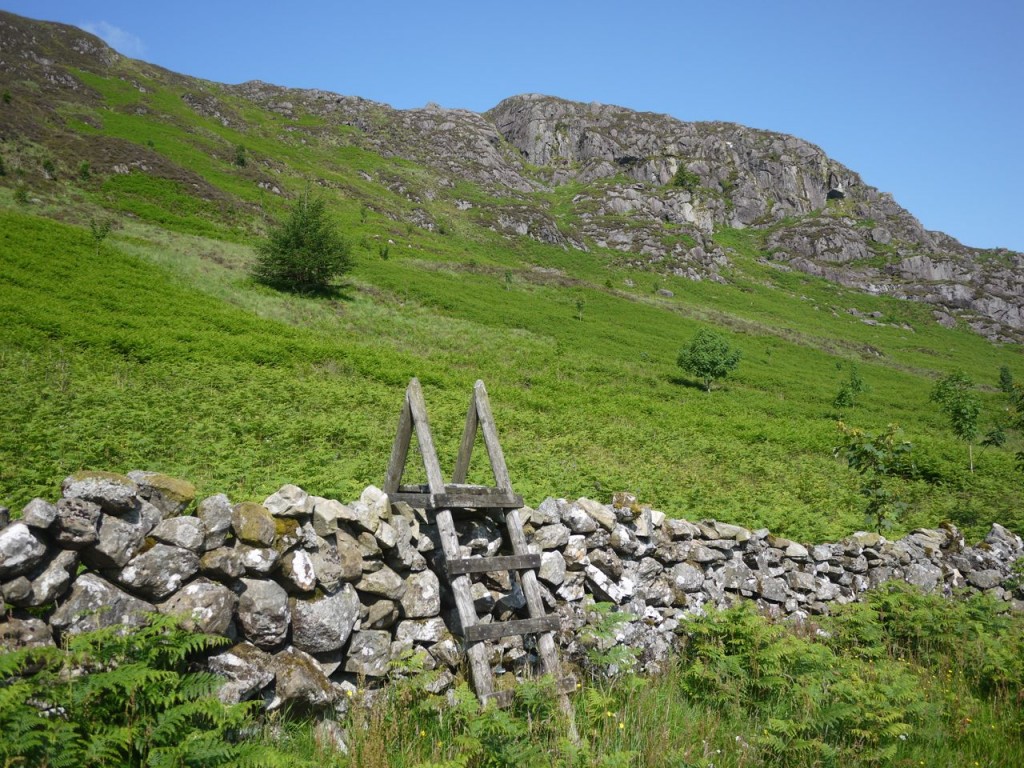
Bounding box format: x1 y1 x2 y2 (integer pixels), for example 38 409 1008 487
21 498 57 530
0 522 47 578
356 565 406 600
0 616 54 651
50 573 155 635
152 516 206 552
3 549 78 607
236 578 290 648
199 546 246 579
209 642 275 704
269 647 335 710
83 507 151 569
344 630 393 677
279 550 317 593
196 494 233 550
158 577 237 635
54 498 102 549
263 484 313 518
127 471 196 517
400 569 440 618
61 471 139 515
117 544 200 599
290 583 360 654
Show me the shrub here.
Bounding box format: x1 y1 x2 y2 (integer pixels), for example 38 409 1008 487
252 193 351 293
676 328 741 391
671 165 701 192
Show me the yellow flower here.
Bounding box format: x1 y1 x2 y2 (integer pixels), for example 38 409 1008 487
618 722 625 730
606 710 613 717
420 730 426 738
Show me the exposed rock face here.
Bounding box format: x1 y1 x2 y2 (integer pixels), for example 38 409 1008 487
2 472 1022 712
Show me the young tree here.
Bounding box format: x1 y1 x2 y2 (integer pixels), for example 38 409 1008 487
252 193 351 293
677 328 741 391
930 370 981 472
835 422 914 533
998 365 1014 394
833 362 867 414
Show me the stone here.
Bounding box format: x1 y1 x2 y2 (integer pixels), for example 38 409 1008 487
577 497 616 531
786 570 817 592
50 573 155 635
557 571 586 602
8 549 79 607
209 642 275 704
54 498 102 549
562 503 598 534
118 544 199 599
664 518 700 540
311 497 345 536
236 544 279 574
61 471 138 515
532 523 570 550
127 471 196 517
386 516 427 572
0 522 47 578
904 562 942 592
263 484 313 518
302 535 346 591
967 569 1005 590
200 546 246 579
236 578 291 648
668 562 704 593
717 560 753 591
365 598 400 629
21 498 57 530
280 550 317 593
269 647 335 710
291 583 360 654
563 535 589 570
344 630 393 677
756 575 789 603
196 494 233 550
335 530 366 581
395 617 448 644
400 569 440 618
539 550 567 586
589 548 623 580
151 516 206 552
231 502 276 547
0 616 54 651
356 565 406 600
83 507 151 569
158 577 237 635
585 564 627 604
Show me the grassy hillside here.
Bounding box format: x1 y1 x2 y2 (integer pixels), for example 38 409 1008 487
2 28 1023 542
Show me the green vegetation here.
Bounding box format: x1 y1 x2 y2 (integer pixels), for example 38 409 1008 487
2 586 1020 767
671 164 701 193
676 328 742 391
832 361 867 415
252 193 352 293
930 370 981 471
835 423 914 532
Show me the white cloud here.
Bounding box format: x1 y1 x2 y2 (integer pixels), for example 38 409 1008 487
80 21 146 58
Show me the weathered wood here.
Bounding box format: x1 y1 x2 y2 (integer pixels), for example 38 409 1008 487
383 395 413 494
462 615 561 642
405 378 446 495
435 507 494 699
452 389 480 484
447 553 542 576
472 380 513 491
388 490 523 511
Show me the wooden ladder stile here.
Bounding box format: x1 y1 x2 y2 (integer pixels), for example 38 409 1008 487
383 378 577 717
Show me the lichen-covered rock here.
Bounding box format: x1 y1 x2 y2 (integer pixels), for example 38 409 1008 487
311 497 345 536
152 516 206 551
0 522 47 578
539 550 567 587
400 569 440 618
395 617 447 644
61 471 138 514
199 546 246 579
54 498 102 549
117 544 200 599
209 642 275 704
231 502 277 546
344 630 392 677
264 484 313 518
236 544 280 574
4 549 78 607
269 647 335 709
334 530 365 583
279 550 317 593
21 498 57 530
291 583 360 654
356 565 406 600
196 494 233 550
0 616 54 651
50 573 155 635
236 578 290 648
127 471 196 517
83 507 151 569
158 576 237 635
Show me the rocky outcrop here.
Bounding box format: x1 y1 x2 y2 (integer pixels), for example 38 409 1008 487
1 471 1021 711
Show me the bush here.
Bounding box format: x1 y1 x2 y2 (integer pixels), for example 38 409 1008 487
676 328 741 391
252 193 351 293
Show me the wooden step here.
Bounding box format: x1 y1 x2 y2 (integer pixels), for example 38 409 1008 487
447 553 541 576
392 483 524 510
462 615 560 642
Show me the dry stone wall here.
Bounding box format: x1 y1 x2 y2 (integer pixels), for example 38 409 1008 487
2 471 1022 710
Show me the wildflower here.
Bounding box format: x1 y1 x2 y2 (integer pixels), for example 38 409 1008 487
606 710 613 718
619 722 624 730
420 730 426 738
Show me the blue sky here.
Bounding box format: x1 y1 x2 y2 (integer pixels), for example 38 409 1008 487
7 1 1023 252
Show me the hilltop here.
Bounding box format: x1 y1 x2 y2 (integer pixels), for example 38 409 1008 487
1 10 1023 543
